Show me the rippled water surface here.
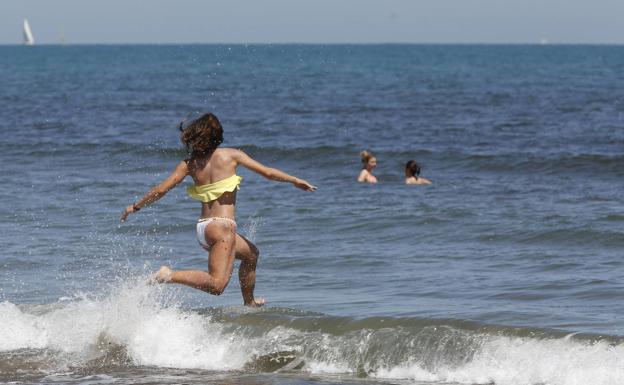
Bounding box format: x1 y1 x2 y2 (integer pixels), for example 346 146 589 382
0 45 623 385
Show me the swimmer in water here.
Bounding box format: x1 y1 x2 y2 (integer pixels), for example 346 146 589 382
120 113 316 306
404 160 431 185
357 150 378 184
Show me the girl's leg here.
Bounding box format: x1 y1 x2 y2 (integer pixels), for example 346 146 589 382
154 222 236 295
234 233 264 306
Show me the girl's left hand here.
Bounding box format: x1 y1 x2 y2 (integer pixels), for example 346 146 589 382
294 179 317 192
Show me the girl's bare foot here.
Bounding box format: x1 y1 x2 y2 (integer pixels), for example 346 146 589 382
149 266 173 284
245 298 266 307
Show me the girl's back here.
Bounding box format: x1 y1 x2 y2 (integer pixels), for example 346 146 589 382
188 148 238 185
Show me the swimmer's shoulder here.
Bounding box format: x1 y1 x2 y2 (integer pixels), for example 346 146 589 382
405 176 431 185
357 169 369 182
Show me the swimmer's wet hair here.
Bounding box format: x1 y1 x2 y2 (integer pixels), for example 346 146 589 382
179 113 224 155
360 150 375 164
405 160 421 177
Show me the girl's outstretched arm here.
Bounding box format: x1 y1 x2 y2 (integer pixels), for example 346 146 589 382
120 160 189 222
232 149 317 192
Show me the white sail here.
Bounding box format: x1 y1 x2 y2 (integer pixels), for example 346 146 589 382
23 19 35 45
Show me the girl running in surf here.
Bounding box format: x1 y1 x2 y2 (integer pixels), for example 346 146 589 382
120 113 316 306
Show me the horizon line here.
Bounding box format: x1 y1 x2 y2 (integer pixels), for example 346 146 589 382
2 41 624 46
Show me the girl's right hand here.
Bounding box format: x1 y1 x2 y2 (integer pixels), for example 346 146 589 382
120 205 138 223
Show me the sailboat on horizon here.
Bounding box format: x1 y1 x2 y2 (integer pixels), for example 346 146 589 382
23 19 35 45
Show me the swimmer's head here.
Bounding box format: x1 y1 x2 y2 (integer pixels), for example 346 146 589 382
360 150 377 170
405 160 421 177
179 113 224 155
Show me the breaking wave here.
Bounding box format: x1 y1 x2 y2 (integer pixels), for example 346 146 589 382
1 279 622 385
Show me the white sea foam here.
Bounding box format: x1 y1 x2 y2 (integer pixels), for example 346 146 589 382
371 334 624 385
306 361 353 374
2 283 623 385
0 301 47 350
0 279 253 370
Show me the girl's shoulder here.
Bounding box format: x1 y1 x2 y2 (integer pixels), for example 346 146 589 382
217 147 245 156
213 147 237 158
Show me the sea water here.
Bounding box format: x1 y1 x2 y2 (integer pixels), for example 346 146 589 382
0 44 623 384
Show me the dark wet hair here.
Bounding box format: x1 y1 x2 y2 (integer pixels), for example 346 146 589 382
405 160 421 177
179 113 223 155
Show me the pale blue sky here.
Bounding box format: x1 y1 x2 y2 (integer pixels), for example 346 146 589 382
2 0 623 44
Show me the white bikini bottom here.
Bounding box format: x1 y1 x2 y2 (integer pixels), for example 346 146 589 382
196 217 237 250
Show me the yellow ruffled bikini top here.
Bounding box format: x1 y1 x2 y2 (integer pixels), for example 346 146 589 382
186 174 242 203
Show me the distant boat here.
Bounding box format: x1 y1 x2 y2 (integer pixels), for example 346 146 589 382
23 19 35 45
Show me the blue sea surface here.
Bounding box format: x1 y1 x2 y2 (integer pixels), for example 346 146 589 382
0 44 623 385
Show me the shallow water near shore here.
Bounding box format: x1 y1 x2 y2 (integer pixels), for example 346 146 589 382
0 44 623 384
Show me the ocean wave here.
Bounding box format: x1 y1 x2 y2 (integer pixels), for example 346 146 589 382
162 146 624 177
6 138 622 177
1 281 622 384
478 226 624 248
